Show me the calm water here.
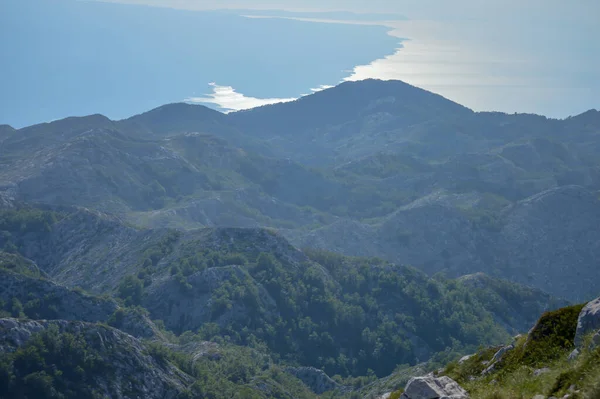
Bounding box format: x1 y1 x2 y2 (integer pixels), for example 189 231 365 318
0 0 399 127
1 0 598 127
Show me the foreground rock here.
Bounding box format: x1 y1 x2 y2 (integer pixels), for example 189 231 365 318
574 297 600 346
401 375 469 399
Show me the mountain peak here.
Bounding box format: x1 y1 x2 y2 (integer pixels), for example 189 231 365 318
132 102 224 118
566 109 600 124
0 124 15 140
228 79 473 138
18 113 113 134
121 102 226 136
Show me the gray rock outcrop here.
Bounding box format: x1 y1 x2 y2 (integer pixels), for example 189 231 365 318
568 349 580 361
482 345 514 375
574 297 600 347
458 354 473 364
534 368 551 377
400 375 469 399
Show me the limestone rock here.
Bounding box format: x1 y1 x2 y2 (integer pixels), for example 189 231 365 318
491 345 514 363
568 349 580 361
575 297 600 347
400 375 469 399
458 354 473 364
481 345 514 375
533 368 550 376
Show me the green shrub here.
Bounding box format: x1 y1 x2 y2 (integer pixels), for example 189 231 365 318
389 389 404 399
0 325 106 398
521 304 585 364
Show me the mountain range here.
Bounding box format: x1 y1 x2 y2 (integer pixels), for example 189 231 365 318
1 79 599 301
1 79 600 398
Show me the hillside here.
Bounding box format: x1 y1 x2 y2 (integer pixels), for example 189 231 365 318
1 81 599 304
0 245 590 398
0 318 192 399
285 185 600 301
0 204 568 379
434 297 600 399
1 79 600 397
228 79 474 166
362 296 600 399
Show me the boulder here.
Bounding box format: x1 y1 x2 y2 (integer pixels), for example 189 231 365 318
458 354 473 364
567 349 580 361
574 297 600 347
400 375 468 399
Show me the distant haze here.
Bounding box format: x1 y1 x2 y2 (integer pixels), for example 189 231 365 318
1 0 598 127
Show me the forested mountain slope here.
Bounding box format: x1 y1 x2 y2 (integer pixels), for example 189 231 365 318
0 204 567 379
1 80 599 302
1 79 599 398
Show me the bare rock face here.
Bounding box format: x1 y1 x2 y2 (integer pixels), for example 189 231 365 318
574 297 600 347
400 375 469 399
